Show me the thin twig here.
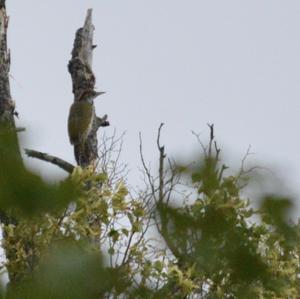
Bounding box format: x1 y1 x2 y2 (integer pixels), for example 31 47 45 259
139 132 157 201
191 130 207 157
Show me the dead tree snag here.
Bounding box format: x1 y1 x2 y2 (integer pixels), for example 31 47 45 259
68 9 109 167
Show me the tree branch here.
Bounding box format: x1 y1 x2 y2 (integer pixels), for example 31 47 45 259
157 123 166 202
25 149 75 174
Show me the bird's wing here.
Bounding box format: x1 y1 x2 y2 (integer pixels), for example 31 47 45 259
68 102 94 144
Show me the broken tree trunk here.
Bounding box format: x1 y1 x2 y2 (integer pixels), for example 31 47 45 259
68 9 109 168
0 0 20 159
0 1 21 226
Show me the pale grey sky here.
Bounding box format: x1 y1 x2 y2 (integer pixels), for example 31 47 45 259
6 1 300 200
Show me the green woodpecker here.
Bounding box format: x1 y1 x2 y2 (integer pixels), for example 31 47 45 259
68 90 104 147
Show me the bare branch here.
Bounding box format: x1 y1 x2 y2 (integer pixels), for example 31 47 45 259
191 130 207 156
139 132 157 201
214 140 221 161
157 123 166 202
239 145 254 175
207 123 214 157
96 130 128 186
25 149 75 174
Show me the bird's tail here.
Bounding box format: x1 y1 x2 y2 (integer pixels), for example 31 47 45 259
74 143 90 167
74 144 81 166
74 143 87 166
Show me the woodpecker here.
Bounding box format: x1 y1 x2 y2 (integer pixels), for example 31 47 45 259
68 90 104 149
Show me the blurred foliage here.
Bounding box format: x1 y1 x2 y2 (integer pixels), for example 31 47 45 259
0 127 299 298
7 241 114 299
0 129 79 216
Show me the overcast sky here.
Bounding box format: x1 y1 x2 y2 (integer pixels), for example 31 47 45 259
6 1 300 203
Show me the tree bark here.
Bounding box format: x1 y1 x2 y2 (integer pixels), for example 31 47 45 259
68 9 108 167
0 0 23 288
0 2 21 201
0 0 20 153
25 149 75 173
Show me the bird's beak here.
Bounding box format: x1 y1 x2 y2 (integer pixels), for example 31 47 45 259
94 91 106 99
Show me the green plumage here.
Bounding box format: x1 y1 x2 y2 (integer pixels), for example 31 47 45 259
68 101 94 145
